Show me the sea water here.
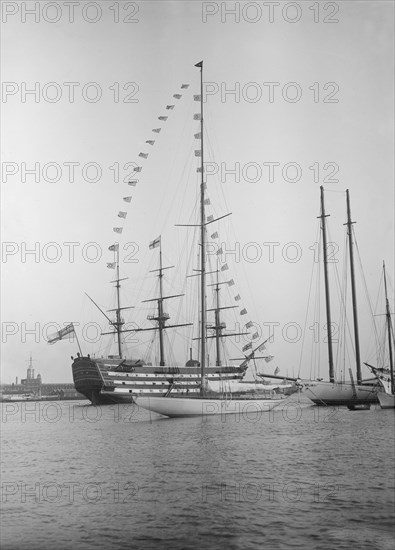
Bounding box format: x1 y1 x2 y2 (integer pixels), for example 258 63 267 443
1 399 394 550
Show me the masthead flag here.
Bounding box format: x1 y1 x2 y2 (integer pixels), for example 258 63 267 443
149 236 161 249
195 61 203 68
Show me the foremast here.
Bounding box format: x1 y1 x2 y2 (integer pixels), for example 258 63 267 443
107 248 133 358
88 248 134 359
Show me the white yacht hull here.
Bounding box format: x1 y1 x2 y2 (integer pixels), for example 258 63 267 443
134 395 287 418
377 392 395 409
300 380 379 406
365 365 394 409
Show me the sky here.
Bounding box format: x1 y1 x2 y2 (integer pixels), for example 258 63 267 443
1 0 394 384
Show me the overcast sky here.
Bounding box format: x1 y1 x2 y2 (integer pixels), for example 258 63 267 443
1 0 394 384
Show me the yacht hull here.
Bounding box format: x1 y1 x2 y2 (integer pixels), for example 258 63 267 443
300 380 379 406
377 392 395 409
134 395 288 417
365 366 394 409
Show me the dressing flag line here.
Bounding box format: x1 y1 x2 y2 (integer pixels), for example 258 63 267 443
47 323 82 354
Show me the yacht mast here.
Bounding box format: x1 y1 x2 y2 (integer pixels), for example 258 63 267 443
196 60 206 394
319 186 335 383
383 261 394 393
345 189 362 384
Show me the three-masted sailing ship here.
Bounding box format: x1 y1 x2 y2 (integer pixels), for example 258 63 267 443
300 187 380 406
365 262 395 409
71 242 262 404
134 61 293 417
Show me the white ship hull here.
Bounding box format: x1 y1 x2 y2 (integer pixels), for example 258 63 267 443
300 380 379 406
134 394 288 418
377 392 395 409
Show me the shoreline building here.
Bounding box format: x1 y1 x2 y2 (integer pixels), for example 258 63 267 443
0 356 85 400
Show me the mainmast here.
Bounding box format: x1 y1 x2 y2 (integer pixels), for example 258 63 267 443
146 243 171 366
345 189 362 384
383 261 394 393
319 186 335 383
146 243 168 365
141 239 192 366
